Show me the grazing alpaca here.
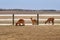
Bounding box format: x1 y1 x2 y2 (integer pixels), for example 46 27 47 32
45 18 54 25
16 19 25 26
30 18 37 25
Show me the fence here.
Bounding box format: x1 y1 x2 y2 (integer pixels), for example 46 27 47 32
0 14 60 26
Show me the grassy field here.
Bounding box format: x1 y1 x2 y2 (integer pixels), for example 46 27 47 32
0 25 60 40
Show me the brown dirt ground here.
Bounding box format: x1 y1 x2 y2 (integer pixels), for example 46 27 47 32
0 25 60 40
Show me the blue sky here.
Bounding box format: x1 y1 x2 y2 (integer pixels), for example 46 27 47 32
0 0 60 10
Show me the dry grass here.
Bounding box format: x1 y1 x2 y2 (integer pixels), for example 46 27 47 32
0 25 60 40
0 15 60 19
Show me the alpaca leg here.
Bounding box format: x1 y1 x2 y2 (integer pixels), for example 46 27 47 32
52 20 54 25
23 23 25 26
16 23 18 26
32 23 34 25
45 20 48 24
19 23 23 26
49 21 50 23
19 23 21 26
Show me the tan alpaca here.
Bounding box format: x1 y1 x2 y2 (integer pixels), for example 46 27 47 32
45 18 54 25
30 18 37 25
16 19 25 26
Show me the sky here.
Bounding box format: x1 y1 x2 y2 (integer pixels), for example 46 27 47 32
0 0 60 10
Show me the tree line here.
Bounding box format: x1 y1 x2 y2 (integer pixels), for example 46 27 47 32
0 9 56 11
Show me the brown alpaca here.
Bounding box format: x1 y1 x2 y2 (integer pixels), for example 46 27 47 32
30 18 37 25
45 18 54 25
16 19 25 26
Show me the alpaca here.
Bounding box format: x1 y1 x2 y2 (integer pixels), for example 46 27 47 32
30 18 37 25
16 19 25 26
45 18 54 25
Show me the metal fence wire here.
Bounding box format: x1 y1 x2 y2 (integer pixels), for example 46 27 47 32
0 14 60 26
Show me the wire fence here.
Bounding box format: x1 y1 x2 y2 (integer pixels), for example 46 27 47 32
0 14 60 26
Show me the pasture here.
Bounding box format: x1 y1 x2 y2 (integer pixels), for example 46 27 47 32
0 11 60 40
0 25 60 40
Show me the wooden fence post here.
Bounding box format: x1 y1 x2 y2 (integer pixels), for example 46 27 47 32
12 14 14 25
37 14 39 25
